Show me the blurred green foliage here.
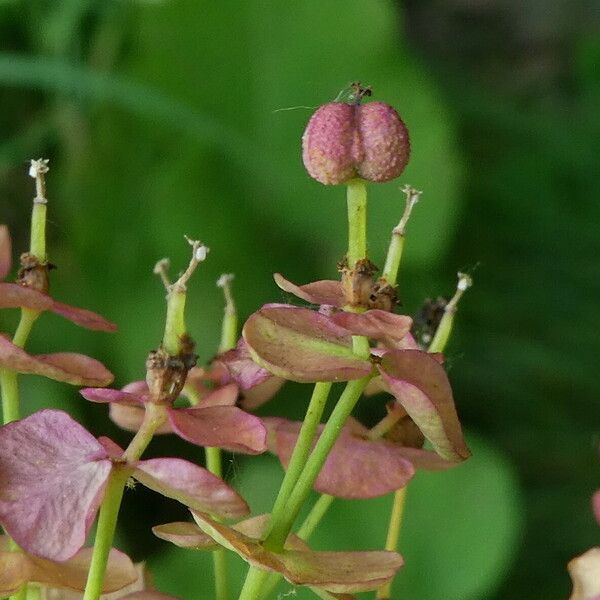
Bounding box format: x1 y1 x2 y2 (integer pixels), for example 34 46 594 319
0 1 598 599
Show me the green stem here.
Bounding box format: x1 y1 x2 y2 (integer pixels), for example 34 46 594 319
367 404 405 441
264 382 332 549
1 309 40 424
211 545 229 600
162 288 187 355
10 587 26 600
25 585 40 600
30 203 47 262
264 376 370 552
29 159 49 263
381 186 421 287
0 369 19 424
206 446 228 600
241 174 371 596
160 239 208 355
122 403 167 462
346 179 367 267
217 273 238 354
296 493 334 540
257 405 401 599
205 273 238 600
428 273 472 354
83 404 167 600
12 308 39 348
82 470 129 600
375 272 471 599
237 566 271 600
376 488 408 600
381 233 404 288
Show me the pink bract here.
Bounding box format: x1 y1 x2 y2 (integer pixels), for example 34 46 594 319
0 410 250 560
0 336 114 386
243 304 372 383
0 410 112 561
330 310 412 346
215 339 273 391
378 350 470 462
81 382 267 454
265 417 453 499
273 273 345 308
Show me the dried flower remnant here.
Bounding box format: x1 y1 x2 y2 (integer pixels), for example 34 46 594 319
0 410 249 561
302 83 410 185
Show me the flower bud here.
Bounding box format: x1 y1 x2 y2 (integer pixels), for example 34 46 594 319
302 100 410 185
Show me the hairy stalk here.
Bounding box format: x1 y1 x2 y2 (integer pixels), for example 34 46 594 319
83 403 167 600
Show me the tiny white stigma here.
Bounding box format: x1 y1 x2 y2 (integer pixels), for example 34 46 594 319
217 273 235 288
29 158 49 179
195 245 209 262
457 272 473 291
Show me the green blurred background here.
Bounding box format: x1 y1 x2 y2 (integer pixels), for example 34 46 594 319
0 1 598 598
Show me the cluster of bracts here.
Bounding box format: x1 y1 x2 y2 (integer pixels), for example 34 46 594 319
0 85 596 600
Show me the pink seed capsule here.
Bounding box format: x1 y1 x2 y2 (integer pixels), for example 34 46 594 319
302 100 410 185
